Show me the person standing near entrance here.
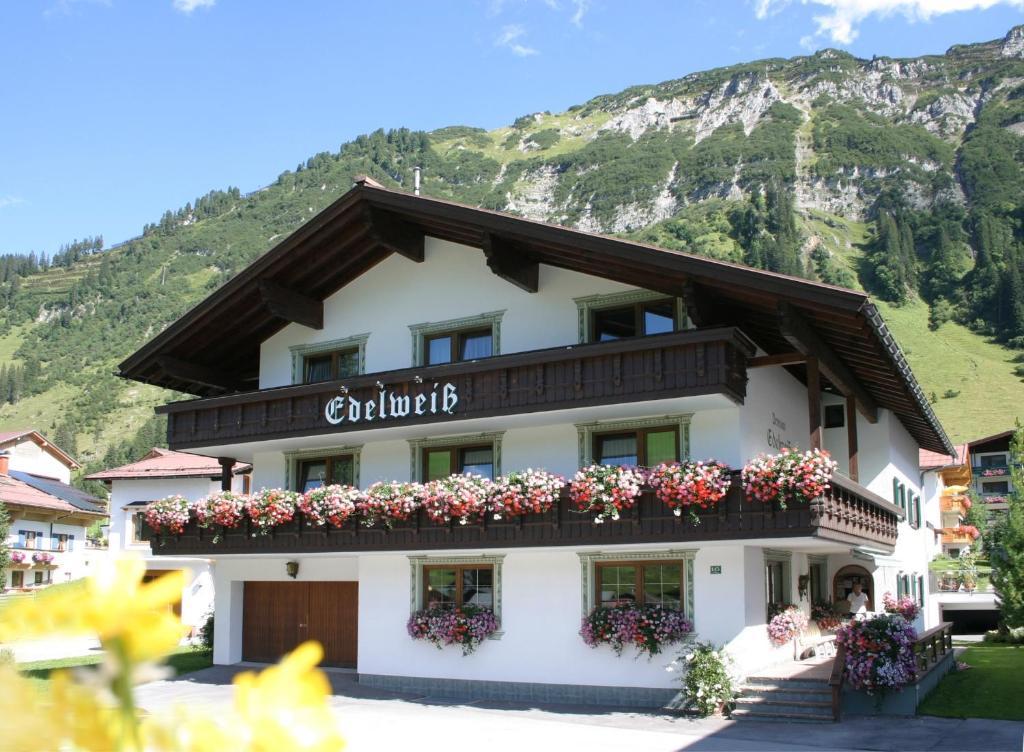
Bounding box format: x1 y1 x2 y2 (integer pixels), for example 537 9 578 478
848 581 869 618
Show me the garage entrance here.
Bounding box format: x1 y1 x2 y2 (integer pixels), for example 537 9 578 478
242 581 358 667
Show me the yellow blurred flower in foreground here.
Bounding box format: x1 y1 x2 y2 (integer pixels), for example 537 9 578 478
144 641 346 752
0 556 187 662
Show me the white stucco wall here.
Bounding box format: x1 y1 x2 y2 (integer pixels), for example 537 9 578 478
4 517 91 588
738 365 809 464
259 237 641 389
6 439 74 483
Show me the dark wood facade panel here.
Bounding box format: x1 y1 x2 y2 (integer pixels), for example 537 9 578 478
161 328 754 450
145 475 900 557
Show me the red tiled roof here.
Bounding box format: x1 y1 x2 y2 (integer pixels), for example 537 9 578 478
920 443 969 471
0 429 80 469
85 448 251 481
0 474 103 516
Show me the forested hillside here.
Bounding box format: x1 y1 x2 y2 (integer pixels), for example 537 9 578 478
4 26 1024 476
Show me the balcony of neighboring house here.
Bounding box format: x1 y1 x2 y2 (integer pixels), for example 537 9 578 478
158 328 755 451
143 471 902 557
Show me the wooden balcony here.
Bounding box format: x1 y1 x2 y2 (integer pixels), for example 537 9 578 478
142 473 901 556
158 327 755 450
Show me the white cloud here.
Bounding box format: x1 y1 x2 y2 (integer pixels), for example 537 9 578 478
0 196 25 209
757 0 1024 45
173 0 215 14
495 24 539 56
570 0 590 26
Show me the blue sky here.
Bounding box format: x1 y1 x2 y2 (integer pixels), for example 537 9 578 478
2 0 1023 254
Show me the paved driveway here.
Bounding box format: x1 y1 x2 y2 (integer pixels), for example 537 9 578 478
135 666 1024 752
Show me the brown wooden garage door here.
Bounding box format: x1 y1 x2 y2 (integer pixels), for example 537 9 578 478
242 581 358 667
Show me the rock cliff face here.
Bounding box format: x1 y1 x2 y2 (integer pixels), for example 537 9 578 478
433 26 1024 232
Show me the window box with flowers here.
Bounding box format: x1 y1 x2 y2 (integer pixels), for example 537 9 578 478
407 555 504 653
742 448 837 509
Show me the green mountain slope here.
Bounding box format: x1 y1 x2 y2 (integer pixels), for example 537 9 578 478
3 26 1024 472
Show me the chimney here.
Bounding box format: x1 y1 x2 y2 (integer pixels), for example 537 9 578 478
413 166 421 196
0 450 9 476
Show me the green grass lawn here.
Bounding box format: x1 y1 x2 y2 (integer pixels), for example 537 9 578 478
918 643 1024 721
19 648 212 685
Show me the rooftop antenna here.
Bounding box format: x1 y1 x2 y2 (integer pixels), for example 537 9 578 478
413 166 421 196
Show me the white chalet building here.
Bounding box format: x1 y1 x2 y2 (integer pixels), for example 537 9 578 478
117 179 953 708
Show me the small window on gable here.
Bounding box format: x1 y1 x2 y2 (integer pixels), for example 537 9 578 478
303 348 359 384
824 404 845 429
591 298 677 343
425 328 493 366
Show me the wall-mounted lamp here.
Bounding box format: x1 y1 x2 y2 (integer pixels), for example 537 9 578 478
413 375 424 384
285 561 300 579
375 380 385 390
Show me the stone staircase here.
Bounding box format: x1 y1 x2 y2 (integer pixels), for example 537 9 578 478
731 676 834 723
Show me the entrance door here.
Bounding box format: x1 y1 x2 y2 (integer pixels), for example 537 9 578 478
832 565 874 611
242 581 358 667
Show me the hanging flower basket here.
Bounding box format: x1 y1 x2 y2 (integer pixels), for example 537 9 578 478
767 606 808 646
245 489 299 535
145 495 191 535
569 464 645 523
298 484 361 528
882 592 920 621
194 490 248 529
580 604 693 657
488 469 565 519
406 606 498 655
647 460 732 517
422 474 492 525
742 448 837 509
357 481 422 528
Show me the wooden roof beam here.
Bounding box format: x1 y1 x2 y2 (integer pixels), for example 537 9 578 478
155 356 234 394
258 279 323 330
366 207 424 262
779 302 878 423
749 352 806 368
481 234 539 293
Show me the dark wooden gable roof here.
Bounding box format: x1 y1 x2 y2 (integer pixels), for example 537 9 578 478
118 179 954 455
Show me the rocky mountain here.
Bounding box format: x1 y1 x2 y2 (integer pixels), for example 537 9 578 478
3 25 1024 474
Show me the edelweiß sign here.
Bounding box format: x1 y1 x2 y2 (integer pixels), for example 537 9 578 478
324 382 458 425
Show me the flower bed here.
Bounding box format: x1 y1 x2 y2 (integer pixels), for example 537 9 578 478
580 604 693 657
811 602 844 632
569 464 645 523
647 460 732 518
194 490 247 529
767 606 808 646
836 614 917 695
488 469 565 519
742 448 837 509
145 495 191 535
298 485 360 528
669 641 736 717
882 592 920 621
406 606 498 655
245 489 299 535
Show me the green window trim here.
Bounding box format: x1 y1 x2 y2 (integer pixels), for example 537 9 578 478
284 445 362 491
407 432 504 482
289 333 369 385
408 554 506 637
408 310 505 367
577 549 696 619
573 290 687 344
575 414 691 468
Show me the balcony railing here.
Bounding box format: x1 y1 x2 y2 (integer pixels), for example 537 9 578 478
158 327 755 450
142 472 900 556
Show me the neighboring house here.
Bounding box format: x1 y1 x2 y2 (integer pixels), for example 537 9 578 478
85 448 250 634
114 179 952 707
0 430 106 591
967 429 1017 515
919 444 999 631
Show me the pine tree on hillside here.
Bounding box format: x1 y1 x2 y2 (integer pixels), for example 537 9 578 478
990 423 1024 629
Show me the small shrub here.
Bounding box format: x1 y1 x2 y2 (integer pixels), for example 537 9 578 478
984 626 1024 644
198 611 214 651
669 641 735 717
943 389 961 399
